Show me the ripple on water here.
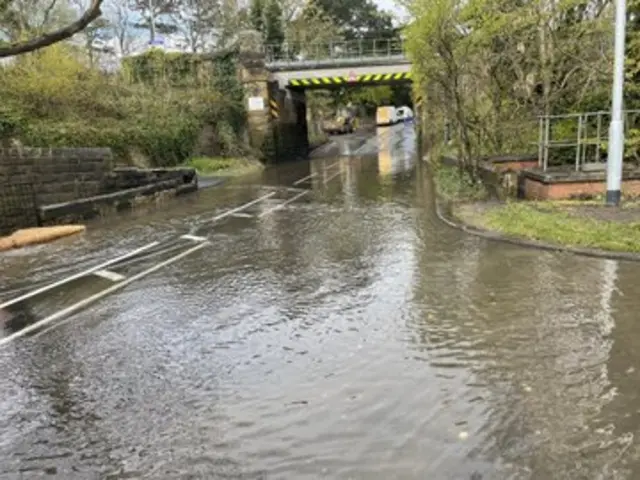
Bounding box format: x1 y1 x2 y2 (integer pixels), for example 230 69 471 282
2 159 640 478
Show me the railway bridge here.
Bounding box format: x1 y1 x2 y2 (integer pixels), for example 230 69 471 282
235 31 420 163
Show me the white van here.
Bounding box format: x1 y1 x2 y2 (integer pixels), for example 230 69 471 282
376 106 399 126
395 106 414 122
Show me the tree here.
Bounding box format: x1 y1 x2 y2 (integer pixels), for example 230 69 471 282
173 0 220 52
310 0 397 40
263 0 283 46
0 0 104 57
249 0 264 32
103 0 134 56
129 0 179 43
215 0 247 48
73 0 112 64
405 0 612 176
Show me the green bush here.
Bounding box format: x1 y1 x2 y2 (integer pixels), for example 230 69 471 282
0 44 248 167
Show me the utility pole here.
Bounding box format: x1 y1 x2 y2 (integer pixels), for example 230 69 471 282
606 0 627 206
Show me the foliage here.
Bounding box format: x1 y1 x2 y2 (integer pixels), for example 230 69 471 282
310 0 398 40
171 0 219 52
434 165 487 203
185 156 264 176
129 0 180 42
249 0 284 49
0 44 248 167
405 0 613 175
263 0 284 47
0 0 104 58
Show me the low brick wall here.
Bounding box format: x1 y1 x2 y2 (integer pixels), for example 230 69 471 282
0 149 198 235
103 167 197 192
522 168 640 200
0 148 112 235
0 147 112 204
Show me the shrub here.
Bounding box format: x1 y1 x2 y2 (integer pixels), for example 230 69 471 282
0 45 248 167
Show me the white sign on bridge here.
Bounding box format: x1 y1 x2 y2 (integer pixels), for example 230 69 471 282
248 96 265 111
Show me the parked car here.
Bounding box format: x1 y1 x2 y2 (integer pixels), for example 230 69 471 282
322 111 357 135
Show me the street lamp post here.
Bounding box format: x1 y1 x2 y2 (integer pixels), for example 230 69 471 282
606 0 628 206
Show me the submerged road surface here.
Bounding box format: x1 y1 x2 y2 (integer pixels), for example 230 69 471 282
2 124 640 479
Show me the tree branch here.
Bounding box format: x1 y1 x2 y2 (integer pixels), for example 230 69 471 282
0 0 104 58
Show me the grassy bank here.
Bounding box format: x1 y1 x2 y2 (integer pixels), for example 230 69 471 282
185 156 264 177
433 164 640 253
454 202 640 253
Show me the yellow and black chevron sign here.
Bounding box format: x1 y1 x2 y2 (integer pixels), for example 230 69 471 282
289 72 412 87
269 98 279 119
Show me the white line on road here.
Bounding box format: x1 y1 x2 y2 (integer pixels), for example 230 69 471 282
210 192 277 223
258 191 309 217
230 212 253 218
0 241 160 310
181 234 208 242
293 173 317 185
93 269 127 282
1 241 210 347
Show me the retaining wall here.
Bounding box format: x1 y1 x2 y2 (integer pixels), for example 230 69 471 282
0 148 112 235
0 148 198 235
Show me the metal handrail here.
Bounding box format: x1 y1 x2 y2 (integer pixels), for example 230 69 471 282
264 38 406 65
537 110 640 171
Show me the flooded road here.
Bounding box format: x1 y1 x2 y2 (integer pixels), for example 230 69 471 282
2 124 640 479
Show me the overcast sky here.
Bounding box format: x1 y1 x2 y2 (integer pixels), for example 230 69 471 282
375 0 410 23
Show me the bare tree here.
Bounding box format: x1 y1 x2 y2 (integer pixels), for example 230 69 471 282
173 0 220 52
103 0 133 55
129 0 179 43
0 0 105 58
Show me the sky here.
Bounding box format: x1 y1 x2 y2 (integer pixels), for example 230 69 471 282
375 0 410 23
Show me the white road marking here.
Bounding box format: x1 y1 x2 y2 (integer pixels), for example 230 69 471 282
230 212 253 218
0 241 160 310
293 173 317 185
180 234 208 242
211 192 277 222
1 241 210 347
93 269 126 282
258 191 309 217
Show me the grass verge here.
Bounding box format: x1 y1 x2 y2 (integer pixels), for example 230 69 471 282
456 202 640 253
185 156 264 177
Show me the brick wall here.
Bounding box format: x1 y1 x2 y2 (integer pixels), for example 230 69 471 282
0 148 112 234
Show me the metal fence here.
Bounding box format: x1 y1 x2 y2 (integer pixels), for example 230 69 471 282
264 38 407 65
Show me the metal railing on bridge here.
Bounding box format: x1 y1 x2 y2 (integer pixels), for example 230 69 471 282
264 38 407 67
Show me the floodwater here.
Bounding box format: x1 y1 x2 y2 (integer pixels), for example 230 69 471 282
1 123 640 479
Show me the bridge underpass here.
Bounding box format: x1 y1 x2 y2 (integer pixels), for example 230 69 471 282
235 33 422 164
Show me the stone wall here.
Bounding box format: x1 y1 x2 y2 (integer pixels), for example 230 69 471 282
0 148 112 234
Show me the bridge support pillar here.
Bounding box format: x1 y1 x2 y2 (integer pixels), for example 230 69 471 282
236 30 277 162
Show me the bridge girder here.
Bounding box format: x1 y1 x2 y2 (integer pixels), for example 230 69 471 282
269 63 412 90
